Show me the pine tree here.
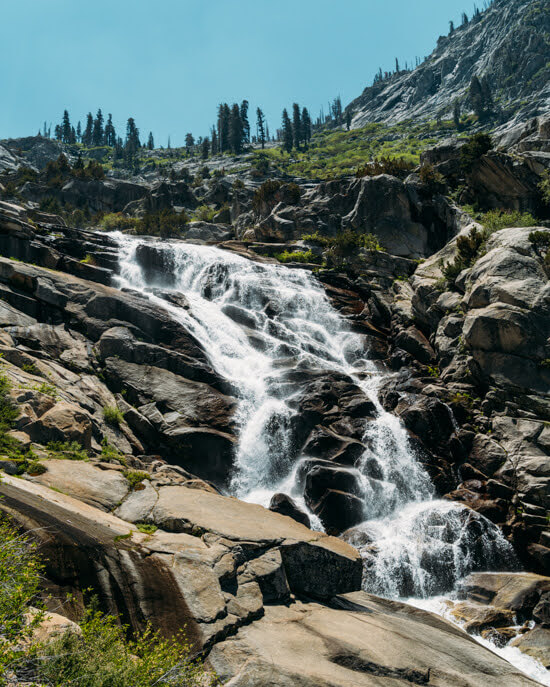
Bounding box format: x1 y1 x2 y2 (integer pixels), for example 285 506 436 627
61 110 72 143
481 76 494 116
92 109 104 146
292 103 302 150
302 107 312 145
147 132 154 150
461 12 469 25
469 76 485 120
54 124 62 141
449 20 455 34
395 58 400 73
125 117 140 168
256 108 266 149
281 109 293 153
201 137 210 160
229 103 243 154
217 104 230 153
211 127 218 155
76 121 82 142
453 100 462 130
266 122 270 141
240 100 250 144
185 133 195 156
82 113 93 146
70 126 76 144
104 114 116 147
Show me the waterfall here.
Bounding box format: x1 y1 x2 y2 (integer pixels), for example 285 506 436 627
112 233 516 598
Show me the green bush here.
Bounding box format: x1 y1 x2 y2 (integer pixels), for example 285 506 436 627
481 209 537 231
539 170 550 206
103 405 124 427
356 156 415 178
26 459 47 475
193 204 216 222
459 133 492 174
47 440 89 461
274 250 319 264
100 438 125 463
123 469 150 490
302 230 384 252
100 213 136 232
252 179 281 212
136 522 158 535
28 602 208 687
419 163 446 194
137 209 189 238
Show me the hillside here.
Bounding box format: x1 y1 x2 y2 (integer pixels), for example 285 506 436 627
347 0 550 128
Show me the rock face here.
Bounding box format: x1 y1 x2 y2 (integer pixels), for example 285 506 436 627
347 0 550 128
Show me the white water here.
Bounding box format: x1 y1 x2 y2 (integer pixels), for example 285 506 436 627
113 233 515 597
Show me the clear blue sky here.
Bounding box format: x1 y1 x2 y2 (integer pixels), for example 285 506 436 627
2 0 473 146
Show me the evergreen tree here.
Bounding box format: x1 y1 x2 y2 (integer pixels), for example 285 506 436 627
345 109 352 131
201 137 210 160
211 127 218 155
449 20 455 34
461 12 469 25
104 114 116 147
395 58 400 73
185 133 195 155
469 76 491 120
125 118 140 168
82 113 93 146
240 100 250 144
229 103 243 154
54 124 62 141
292 103 302 150
302 107 312 145
266 122 270 141
281 109 293 153
481 76 494 116
331 97 343 125
61 110 72 143
453 100 462 130
92 109 104 146
256 108 266 149
217 104 230 153
76 121 82 142
70 126 76 144
147 132 154 150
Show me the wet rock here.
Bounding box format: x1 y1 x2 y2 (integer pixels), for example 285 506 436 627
394 325 436 364
268 493 310 528
185 221 234 242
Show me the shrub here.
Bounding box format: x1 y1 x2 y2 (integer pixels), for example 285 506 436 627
103 405 124 427
529 230 550 251
356 156 415 178
252 179 281 212
459 133 492 173
123 469 150 490
137 209 189 238
100 438 125 463
539 170 550 206
274 250 319 264
481 209 537 231
100 213 136 232
232 178 245 189
136 522 158 535
419 163 446 194
80 254 97 265
251 155 270 177
441 226 485 287
26 459 47 475
34 381 58 398
47 440 89 461
39 196 63 215
27 602 208 687
193 204 216 222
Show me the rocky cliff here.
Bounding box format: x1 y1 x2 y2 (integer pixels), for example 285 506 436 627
347 0 550 128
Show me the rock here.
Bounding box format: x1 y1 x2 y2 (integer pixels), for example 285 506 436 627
185 222 233 242
208 592 541 686
25 401 93 448
32 459 129 511
533 592 550 626
450 600 516 632
268 493 310 528
311 489 366 534
398 396 455 451
511 626 550 668
239 549 291 604
395 325 436 364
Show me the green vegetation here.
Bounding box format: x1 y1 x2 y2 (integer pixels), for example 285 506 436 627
303 230 384 252
459 133 493 174
442 210 539 287
100 212 137 231
529 230 550 265
274 249 319 264
47 440 89 461
103 405 124 427
21 362 40 375
100 438 125 463
136 522 158 535
80 254 97 265
123 469 150 490
137 209 189 238
34 381 58 398
192 204 216 222
0 371 40 473
539 170 550 206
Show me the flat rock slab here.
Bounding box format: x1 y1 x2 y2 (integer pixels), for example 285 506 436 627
31 459 129 511
209 592 542 686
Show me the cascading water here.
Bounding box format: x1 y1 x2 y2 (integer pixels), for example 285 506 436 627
112 232 515 598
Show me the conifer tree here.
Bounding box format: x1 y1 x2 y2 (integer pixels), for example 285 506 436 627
217 104 230 153
281 109 293 153
256 108 266 149
61 110 72 143
345 109 352 131
211 127 218 155
229 103 244 154
125 118 140 168
147 132 154 150
302 107 312 145
201 137 210 160
82 113 93 146
104 114 116 147
240 100 250 145
54 124 62 141
92 109 104 146
292 103 302 150
453 100 462 130
70 126 76 144
266 122 270 142
469 76 486 120
481 76 494 116
185 133 195 156
76 121 82 142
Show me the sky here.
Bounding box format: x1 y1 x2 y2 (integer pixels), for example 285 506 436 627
1 0 476 147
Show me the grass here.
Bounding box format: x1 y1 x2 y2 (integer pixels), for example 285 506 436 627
47 440 89 461
103 405 124 427
136 522 158 535
80 254 97 265
274 249 319 264
254 119 449 180
33 381 58 398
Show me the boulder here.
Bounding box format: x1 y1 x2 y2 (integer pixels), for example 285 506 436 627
185 222 234 242
25 401 93 448
269 493 310 528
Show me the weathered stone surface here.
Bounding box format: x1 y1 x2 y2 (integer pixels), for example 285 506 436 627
208 592 541 686
25 402 93 448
